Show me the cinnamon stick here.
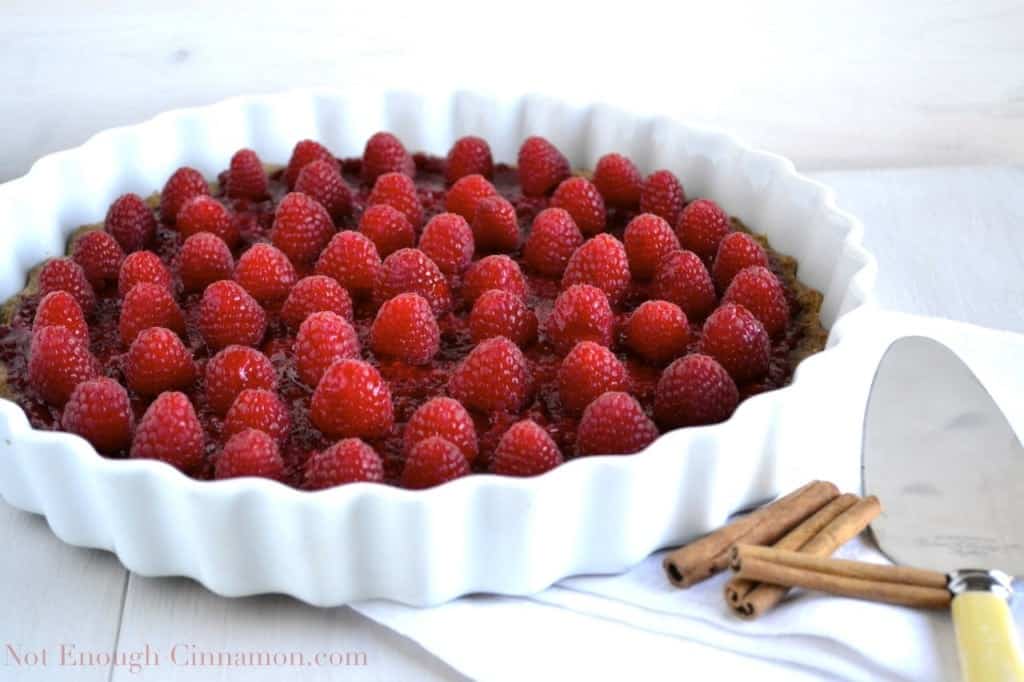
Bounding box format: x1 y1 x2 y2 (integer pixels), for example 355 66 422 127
663 480 839 588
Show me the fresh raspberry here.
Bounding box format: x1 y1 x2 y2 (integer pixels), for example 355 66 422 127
39 257 96 316
625 300 690 364
677 199 729 261
576 391 659 456
130 391 204 472
561 234 631 306
623 213 680 280
446 135 494 183
197 280 267 350
401 436 470 489
160 167 210 223
700 303 771 383
311 359 394 439
205 345 276 415
654 353 738 428
223 388 291 443
653 250 717 320
359 203 415 258
490 420 563 477
125 326 196 397
550 176 607 236
471 195 518 252
469 289 538 347
522 208 584 277
362 132 415 184
314 231 382 298
118 250 172 298
404 397 478 462
712 232 770 292
295 158 353 219
517 136 570 196
284 139 337 189
445 174 497 221
462 255 526 303
226 148 269 200
72 230 125 289
557 341 629 415
592 153 642 208
119 283 186 346
234 242 298 306
369 293 440 365
61 378 132 454
280 275 353 330
723 266 790 339
295 311 360 388
33 291 88 344
418 212 475 275
176 195 239 247
28 325 98 406
374 248 452 315
105 193 156 252
271 192 336 267
544 284 614 355
639 170 686 225
215 429 284 481
448 336 530 414
304 438 384 489
368 172 423 229
178 232 233 293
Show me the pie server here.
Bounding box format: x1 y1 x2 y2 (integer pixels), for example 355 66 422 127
864 336 1024 681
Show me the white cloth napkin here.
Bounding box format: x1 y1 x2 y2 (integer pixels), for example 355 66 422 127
353 310 1024 681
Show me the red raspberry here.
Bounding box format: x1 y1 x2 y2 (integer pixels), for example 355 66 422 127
557 341 629 415
39 257 96 316
33 291 88 344
224 388 291 443
118 250 172 298
368 172 423 229
105 193 156 252
625 300 690 364
61 378 133 454
197 280 267 350
176 195 239 247
226 148 269 200
448 336 530 414
418 212 475 275
280 275 353 330
723 266 789 339
700 303 770 384
28 325 98 406
562 234 631 306
178 232 234 293
359 203 415 258
311 359 394 439
295 311 360 387
401 436 469 489
623 213 680 280
295 158 353 219
490 420 563 477
73 230 125 289
304 438 384 489
369 293 440 365
592 153 642 208
125 326 196 397
471 195 518 253
653 250 717 320
284 139 337 189
469 289 538 347
234 242 298 306
215 429 284 481
130 391 204 472
550 176 607 236
445 174 498 221
523 208 584 277
517 136 570 196
119 282 185 346
654 353 738 428
362 132 415 184
205 345 276 415
639 170 686 225
712 232 769 292
446 135 494 183
462 255 526 303
677 199 729 261
160 167 210 223
375 248 452 315
576 391 659 456
404 397 478 462
315 231 382 298
544 284 614 355
271 192 336 267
